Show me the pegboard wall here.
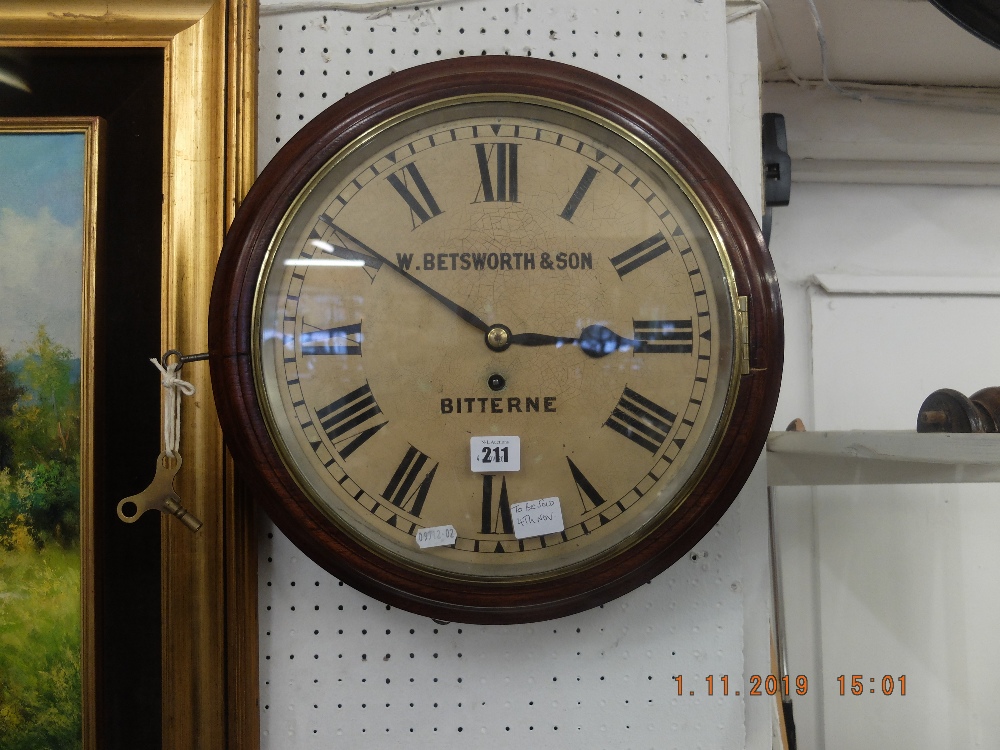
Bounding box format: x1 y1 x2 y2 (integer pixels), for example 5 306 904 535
257 0 737 169
255 1 770 748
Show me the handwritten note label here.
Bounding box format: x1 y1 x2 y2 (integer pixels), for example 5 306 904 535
510 497 565 540
470 436 521 472
416 525 457 549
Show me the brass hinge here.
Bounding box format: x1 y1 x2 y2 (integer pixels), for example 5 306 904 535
738 295 750 375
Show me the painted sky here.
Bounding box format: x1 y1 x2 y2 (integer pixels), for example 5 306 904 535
0 131 84 357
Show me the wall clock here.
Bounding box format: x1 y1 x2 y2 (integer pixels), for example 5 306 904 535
209 57 782 624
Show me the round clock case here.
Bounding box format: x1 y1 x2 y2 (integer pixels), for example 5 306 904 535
209 56 782 624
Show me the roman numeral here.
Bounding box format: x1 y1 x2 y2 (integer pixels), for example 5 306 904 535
480 475 513 535
314 383 386 459
559 165 599 222
300 321 363 356
566 457 607 512
633 319 693 354
609 232 670 278
313 217 383 282
382 446 437 517
605 386 676 454
386 162 443 228
474 143 518 203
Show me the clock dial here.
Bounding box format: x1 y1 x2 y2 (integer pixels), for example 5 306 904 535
211 58 782 622
256 101 734 579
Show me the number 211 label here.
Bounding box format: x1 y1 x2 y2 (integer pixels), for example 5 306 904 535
470 436 521 472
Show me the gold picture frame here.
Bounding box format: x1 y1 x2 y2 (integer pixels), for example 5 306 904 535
0 115 102 750
0 3 258 748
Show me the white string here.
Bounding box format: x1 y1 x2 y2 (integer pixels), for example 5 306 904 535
150 359 196 458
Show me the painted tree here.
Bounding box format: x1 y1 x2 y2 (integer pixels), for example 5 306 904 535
9 325 79 466
0 345 24 470
0 326 80 548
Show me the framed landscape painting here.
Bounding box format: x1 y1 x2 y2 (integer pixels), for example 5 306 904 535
0 117 101 750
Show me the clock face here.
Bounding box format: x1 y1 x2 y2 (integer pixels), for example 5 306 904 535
211 58 781 622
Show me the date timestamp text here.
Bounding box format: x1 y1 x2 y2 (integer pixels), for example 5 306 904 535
673 674 809 697
837 674 907 696
672 674 908 697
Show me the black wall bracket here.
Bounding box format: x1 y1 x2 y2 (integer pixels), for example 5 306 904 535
762 112 791 246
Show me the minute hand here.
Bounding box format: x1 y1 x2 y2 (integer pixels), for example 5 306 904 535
509 324 637 359
329 224 490 334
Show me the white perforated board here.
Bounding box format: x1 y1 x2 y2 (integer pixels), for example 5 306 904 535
256 2 769 747
257 0 734 168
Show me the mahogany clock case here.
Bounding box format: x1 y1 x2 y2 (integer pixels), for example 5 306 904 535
209 57 783 624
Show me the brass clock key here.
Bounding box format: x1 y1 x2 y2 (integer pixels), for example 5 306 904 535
117 451 203 532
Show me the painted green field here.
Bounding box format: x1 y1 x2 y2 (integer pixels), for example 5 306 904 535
0 539 81 750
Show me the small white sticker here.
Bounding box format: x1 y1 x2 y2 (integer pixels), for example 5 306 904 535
470 435 521 472
510 497 565 539
416 525 457 549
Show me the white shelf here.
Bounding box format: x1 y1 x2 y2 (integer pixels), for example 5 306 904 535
812 273 1000 297
767 430 1000 486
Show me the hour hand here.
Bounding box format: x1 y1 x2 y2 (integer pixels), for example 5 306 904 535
508 324 636 358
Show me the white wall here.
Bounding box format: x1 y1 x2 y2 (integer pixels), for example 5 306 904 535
765 82 1000 750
